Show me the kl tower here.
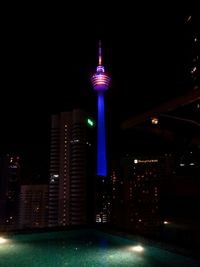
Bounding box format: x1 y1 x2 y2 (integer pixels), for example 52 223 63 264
91 41 111 223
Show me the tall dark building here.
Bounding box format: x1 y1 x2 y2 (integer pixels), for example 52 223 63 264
184 14 200 90
0 155 21 230
111 156 168 235
48 109 95 227
19 184 48 229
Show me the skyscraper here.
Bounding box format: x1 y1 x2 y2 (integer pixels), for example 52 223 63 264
48 109 95 227
91 41 111 223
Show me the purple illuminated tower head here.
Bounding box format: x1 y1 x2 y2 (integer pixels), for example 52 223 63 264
91 41 111 177
91 41 111 92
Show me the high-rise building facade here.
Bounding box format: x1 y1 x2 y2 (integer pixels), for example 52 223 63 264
48 109 95 227
19 184 48 229
112 156 166 234
0 155 21 230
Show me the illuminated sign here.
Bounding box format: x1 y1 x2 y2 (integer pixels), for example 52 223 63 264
134 159 158 164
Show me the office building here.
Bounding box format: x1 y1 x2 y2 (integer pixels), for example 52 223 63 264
112 156 166 234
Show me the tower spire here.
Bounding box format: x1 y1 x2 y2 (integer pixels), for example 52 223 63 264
98 40 102 66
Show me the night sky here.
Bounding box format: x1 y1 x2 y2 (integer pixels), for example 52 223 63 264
1 4 199 181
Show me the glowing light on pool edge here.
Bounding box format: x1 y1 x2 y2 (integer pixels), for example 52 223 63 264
0 237 7 244
164 221 169 224
131 245 144 252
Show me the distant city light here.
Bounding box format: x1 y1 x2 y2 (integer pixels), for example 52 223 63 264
151 117 158 125
191 66 197 73
87 118 94 127
134 159 138 164
164 221 169 224
186 15 192 22
9 165 17 169
96 217 102 223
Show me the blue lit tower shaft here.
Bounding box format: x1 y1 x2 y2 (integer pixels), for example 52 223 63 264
91 41 111 223
97 91 106 176
91 41 110 177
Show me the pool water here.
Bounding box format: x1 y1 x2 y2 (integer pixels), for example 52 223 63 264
0 229 199 267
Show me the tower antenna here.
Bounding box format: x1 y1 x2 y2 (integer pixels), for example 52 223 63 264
98 40 102 66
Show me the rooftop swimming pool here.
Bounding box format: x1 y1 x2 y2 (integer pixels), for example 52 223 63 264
0 229 199 266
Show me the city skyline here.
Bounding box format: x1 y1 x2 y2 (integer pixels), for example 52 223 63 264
0 5 200 257
0 7 199 186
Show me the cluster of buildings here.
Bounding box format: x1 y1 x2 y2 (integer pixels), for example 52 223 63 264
0 109 95 230
0 140 175 233
0 40 199 238
0 98 199 235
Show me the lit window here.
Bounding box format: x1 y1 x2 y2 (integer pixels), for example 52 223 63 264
151 117 158 125
186 15 192 22
191 66 197 73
